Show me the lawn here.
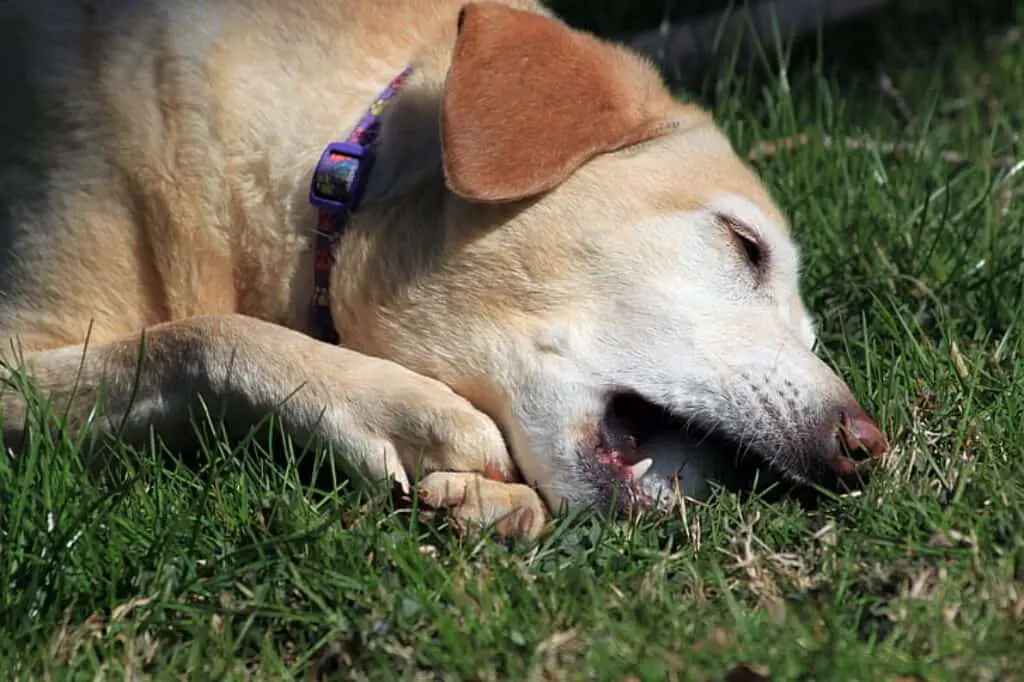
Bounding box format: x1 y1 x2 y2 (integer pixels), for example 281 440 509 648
2 1 1023 680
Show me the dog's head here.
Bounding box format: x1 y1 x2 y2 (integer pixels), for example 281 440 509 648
335 2 887 514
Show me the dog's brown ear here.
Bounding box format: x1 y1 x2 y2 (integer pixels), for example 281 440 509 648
441 3 673 203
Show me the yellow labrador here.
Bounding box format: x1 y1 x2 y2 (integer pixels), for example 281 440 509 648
0 0 887 539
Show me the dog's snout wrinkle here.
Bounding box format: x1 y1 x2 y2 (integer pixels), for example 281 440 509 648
726 365 887 485
756 392 783 421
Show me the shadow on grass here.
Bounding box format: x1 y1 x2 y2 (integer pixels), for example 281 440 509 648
552 0 1021 110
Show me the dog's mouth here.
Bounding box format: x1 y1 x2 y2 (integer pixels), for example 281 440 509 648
589 391 774 509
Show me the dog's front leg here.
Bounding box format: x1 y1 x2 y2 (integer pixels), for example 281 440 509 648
1 315 546 525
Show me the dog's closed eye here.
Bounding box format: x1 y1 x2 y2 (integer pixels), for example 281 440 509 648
715 213 766 281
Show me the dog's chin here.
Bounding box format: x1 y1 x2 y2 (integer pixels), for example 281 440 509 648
580 391 799 514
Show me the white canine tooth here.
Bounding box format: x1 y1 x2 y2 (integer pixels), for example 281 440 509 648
630 458 654 480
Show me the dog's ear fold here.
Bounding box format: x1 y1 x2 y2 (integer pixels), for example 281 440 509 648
441 3 673 203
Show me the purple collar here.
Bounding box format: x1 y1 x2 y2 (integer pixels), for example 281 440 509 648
308 67 414 344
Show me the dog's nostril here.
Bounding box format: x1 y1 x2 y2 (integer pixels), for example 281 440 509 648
837 406 888 461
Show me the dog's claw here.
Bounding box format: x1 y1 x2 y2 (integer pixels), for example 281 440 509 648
417 471 548 540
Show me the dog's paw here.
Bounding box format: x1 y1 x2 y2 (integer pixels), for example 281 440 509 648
417 471 549 540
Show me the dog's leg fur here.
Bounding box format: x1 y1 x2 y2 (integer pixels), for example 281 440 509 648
0 314 546 536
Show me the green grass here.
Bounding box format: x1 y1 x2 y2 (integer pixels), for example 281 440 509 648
3 1 1024 679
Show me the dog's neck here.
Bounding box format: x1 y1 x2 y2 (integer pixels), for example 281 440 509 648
315 38 459 349
298 3 561 349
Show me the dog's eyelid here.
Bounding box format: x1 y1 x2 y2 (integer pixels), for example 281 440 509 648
714 212 767 274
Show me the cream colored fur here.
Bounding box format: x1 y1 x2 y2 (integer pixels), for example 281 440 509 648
0 0 884 540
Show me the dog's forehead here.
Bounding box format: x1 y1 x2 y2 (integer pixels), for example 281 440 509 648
636 123 790 234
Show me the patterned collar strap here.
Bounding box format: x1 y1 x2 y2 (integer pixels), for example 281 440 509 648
308 66 414 344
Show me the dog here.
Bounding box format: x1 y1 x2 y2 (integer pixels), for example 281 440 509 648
0 0 887 539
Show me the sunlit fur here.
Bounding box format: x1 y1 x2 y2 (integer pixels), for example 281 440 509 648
1 0 875 533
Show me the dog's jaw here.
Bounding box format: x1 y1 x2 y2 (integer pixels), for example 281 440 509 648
469 186 882 515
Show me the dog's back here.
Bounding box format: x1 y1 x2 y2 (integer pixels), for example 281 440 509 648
0 0 512 346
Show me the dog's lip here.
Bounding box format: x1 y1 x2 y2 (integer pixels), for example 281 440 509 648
828 450 879 481
592 391 729 502
593 390 882 498
596 446 658 481
576 389 888 516
830 456 858 478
